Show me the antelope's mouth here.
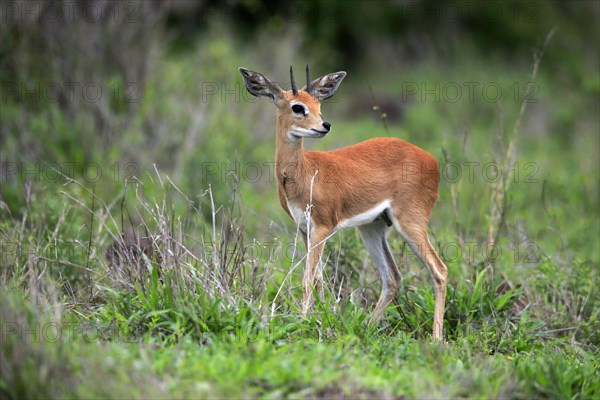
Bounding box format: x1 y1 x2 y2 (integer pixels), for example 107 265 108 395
310 129 329 137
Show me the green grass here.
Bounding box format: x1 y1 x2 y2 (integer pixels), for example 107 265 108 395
2 283 598 399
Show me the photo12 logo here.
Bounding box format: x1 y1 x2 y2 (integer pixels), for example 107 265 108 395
0 161 140 184
1 1 141 24
1 81 139 105
0 321 140 344
401 81 539 104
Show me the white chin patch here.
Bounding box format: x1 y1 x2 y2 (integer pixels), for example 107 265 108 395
288 126 321 139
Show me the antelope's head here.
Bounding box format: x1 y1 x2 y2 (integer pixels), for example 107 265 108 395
239 66 346 140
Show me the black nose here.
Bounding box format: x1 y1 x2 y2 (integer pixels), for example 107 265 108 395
322 121 331 131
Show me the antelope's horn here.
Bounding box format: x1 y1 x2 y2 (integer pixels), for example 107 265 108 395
290 65 298 96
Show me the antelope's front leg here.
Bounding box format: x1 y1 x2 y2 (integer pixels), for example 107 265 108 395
301 228 328 315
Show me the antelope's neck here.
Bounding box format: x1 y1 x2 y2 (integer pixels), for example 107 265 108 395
275 114 305 181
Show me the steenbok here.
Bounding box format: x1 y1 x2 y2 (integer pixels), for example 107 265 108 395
239 66 447 340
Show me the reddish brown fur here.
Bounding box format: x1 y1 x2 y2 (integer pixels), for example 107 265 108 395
275 90 440 232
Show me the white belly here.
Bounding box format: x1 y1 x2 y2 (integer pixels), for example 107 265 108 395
336 200 392 229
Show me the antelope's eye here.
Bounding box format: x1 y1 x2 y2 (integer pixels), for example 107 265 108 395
291 104 306 115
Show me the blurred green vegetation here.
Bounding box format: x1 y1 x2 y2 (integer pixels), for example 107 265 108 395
1 0 599 398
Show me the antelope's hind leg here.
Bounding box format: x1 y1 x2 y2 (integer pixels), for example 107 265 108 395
392 215 448 340
358 215 401 323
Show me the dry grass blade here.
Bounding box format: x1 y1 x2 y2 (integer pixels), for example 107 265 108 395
488 27 557 246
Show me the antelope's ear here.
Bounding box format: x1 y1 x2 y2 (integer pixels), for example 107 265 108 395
238 67 283 99
303 71 346 100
